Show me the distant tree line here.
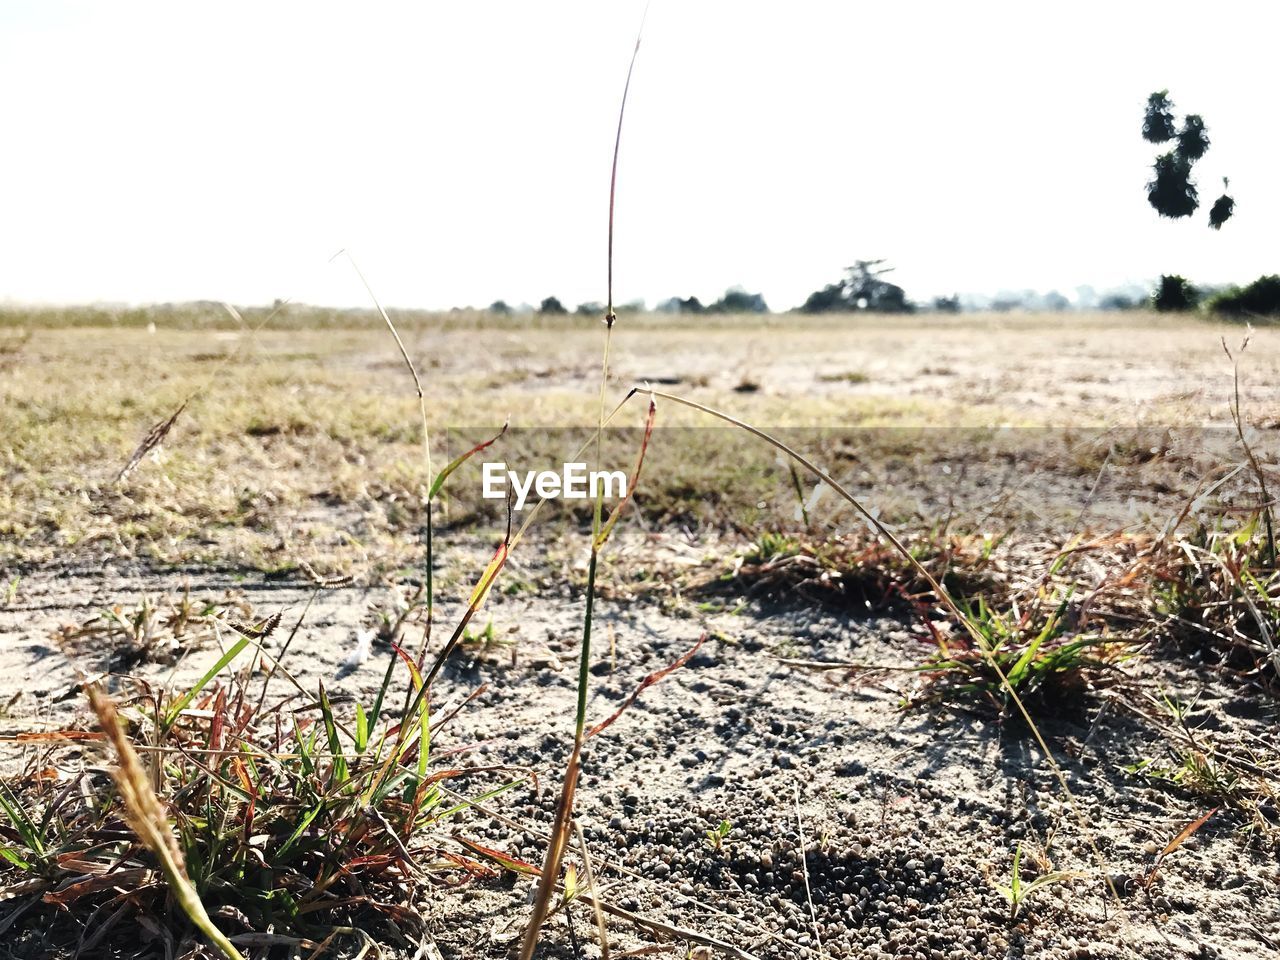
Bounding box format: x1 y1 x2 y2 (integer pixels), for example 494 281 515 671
486 297 645 317
655 287 769 314
477 266 1279 319
1153 274 1280 317
477 275 1280 317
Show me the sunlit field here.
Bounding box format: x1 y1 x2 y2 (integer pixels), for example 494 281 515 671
2 306 1278 958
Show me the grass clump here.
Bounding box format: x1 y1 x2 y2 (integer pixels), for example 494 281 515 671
53 589 243 670
706 525 1147 715
918 591 1131 712
1126 692 1277 833
1154 512 1280 688
0 621 510 956
711 527 1005 613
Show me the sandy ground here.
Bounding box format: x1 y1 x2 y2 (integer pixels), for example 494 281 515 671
2 314 1280 958
2 549 1278 959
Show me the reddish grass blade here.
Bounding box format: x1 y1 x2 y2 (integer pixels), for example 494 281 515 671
391 640 425 691
42 868 154 905
454 837 542 877
1149 806 1218 884
10 730 105 743
231 755 258 840
594 394 656 549
429 422 509 500
586 634 705 741
342 854 398 872
208 688 227 753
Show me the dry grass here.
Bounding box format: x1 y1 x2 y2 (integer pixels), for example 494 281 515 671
4 307 1280 956
5 320 1018 573
0 614 521 957
5 313 1267 578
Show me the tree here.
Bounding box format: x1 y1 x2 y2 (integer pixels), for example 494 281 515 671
1208 185 1234 230
1141 90 1233 228
488 299 512 315
656 296 707 314
708 287 768 313
799 260 912 313
537 296 567 315
1177 114 1209 160
575 301 604 316
1148 151 1198 219
1043 290 1070 312
1152 275 1199 312
800 283 846 314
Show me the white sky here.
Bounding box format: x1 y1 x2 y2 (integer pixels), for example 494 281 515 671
1 1 1276 311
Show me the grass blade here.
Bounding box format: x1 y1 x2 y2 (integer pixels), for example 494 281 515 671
586 634 704 740
429 422 509 500
165 636 249 728
1149 806 1218 884
593 394 655 549
518 744 580 960
86 684 246 960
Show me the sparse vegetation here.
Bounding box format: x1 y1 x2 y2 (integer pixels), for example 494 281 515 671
0 615 521 957
2 34 1279 960
990 842 1081 923
704 818 733 851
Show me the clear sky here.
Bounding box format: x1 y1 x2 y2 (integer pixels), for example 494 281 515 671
1 1 1275 311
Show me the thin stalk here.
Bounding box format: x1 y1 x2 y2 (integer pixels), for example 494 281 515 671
576 551 600 743
520 11 647 957
574 820 611 960
1223 336 1275 563
606 1 650 323
334 249 437 637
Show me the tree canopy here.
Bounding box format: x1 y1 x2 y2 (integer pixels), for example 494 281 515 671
1142 90 1233 229
800 260 912 313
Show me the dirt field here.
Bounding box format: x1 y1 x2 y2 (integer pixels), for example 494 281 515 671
1 310 1278 959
